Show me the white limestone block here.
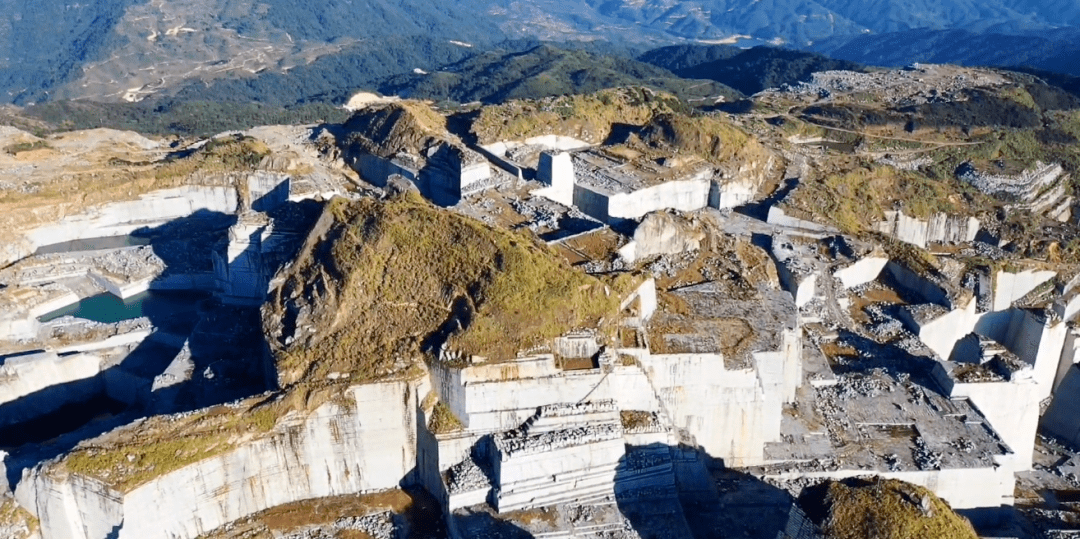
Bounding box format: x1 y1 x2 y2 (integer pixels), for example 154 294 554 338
834 256 889 289
0 352 103 407
993 269 1057 312
535 152 575 207
20 380 419 539
917 299 982 360
607 179 711 222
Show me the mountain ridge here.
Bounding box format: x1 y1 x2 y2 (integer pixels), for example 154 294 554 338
4 0 1080 106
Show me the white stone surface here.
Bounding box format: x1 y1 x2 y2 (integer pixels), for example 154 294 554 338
951 379 1043 471
993 269 1057 312
886 262 949 306
916 299 982 360
875 210 979 248
492 403 624 511
762 466 1014 509
711 176 759 210
638 343 800 467
523 135 591 151
213 214 272 305
535 152 575 207
433 357 662 432
606 179 711 223
24 186 238 250
0 352 104 407
1042 365 1080 448
620 279 657 321
1053 329 1080 392
619 212 705 264
15 474 123 539
952 308 1072 470
834 256 889 289
21 381 419 539
765 207 836 234
459 162 491 192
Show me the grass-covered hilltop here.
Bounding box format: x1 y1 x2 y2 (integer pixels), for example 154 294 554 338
265 192 638 386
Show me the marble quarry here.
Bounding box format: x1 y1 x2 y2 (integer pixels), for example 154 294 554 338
957 161 1075 221
532 148 767 225
875 210 980 248
8 115 1080 539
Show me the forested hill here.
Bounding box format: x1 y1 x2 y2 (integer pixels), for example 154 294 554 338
5 0 1080 106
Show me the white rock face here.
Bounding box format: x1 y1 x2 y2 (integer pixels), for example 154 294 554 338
1042 364 1080 447
433 357 663 432
0 185 240 268
835 256 889 289
875 210 979 248
964 308 1070 470
535 151 575 207
606 179 711 223
492 402 625 512
19 381 420 539
640 335 801 467
993 269 1057 312
766 207 837 234
620 212 705 264
0 352 105 407
914 299 982 360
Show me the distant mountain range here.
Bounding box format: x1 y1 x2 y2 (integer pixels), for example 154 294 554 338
811 28 1080 76
2 0 1080 106
378 45 742 105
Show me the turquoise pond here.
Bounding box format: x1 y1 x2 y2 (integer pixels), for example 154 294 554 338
37 290 209 324
34 235 151 255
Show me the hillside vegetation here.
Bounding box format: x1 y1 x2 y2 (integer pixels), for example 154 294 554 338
799 478 978 539
380 45 740 106
6 0 1080 107
265 193 636 386
641 45 867 95
19 100 349 139
469 87 686 144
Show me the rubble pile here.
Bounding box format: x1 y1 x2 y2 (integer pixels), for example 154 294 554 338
767 64 1007 106
281 513 397 539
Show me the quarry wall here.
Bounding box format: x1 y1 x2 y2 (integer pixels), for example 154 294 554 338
875 210 979 248
17 380 420 539
604 179 711 223
25 186 238 255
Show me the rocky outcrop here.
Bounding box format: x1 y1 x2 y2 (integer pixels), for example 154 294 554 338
1 185 239 268
341 103 492 201
957 161 1073 221
618 211 706 263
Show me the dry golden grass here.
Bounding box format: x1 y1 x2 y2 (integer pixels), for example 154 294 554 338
428 401 464 434
198 491 412 539
787 165 965 234
803 478 978 539
62 393 287 492
0 498 38 539
620 410 655 430
272 192 637 386
636 113 751 163
470 87 683 144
